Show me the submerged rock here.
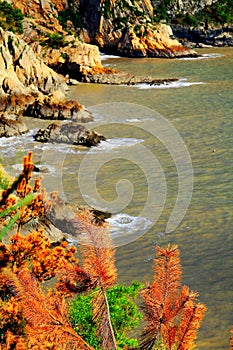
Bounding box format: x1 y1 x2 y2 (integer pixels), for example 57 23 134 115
34 122 106 146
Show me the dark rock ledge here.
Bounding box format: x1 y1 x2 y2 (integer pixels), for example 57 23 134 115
82 72 179 85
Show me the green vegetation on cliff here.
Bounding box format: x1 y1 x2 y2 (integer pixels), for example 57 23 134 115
0 1 24 34
154 0 233 26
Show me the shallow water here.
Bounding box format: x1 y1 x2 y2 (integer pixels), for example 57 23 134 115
1 47 233 349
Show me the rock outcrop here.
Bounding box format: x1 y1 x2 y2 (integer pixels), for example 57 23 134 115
82 72 178 85
172 25 233 47
31 37 106 78
160 0 218 17
34 122 106 146
0 27 67 96
78 0 197 58
0 27 95 137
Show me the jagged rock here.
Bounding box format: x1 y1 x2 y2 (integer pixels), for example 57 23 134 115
161 0 218 17
117 24 197 58
34 122 106 146
25 91 94 122
172 25 233 47
1 216 66 244
47 196 111 236
11 0 67 23
0 27 67 101
0 113 28 138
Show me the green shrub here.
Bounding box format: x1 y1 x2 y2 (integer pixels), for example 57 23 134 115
41 32 67 49
69 281 143 349
0 0 24 34
58 8 83 31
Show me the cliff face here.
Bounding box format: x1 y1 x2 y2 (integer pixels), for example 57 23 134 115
8 0 104 76
6 0 197 58
79 0 196 57
0 27 66 97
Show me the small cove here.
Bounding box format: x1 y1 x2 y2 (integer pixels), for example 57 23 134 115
1 47 233 349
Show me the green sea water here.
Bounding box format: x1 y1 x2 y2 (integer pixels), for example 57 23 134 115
1 47 232 349
66 47 233 350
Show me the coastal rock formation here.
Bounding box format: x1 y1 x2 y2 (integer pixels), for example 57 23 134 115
172 26 233 47
116 23 197 57
82 72 178 85
45 197 111 238
9 0 197 58
25 91 94 122
31 38 107 78
78 0 196 57
160 0 218 17
0 28 67 96
0 28 94 137
34 122 106 146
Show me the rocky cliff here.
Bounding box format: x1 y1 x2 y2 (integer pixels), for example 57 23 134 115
152 0 233 47
7 0 197 58
78 0 196 57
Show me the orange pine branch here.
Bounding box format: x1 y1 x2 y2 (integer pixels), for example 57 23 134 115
14 267 93 350
55 261 93 297
0 151 57 236
76 210 118 350
140 245 206 350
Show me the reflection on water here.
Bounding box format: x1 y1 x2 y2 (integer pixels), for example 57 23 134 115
1 47 233 349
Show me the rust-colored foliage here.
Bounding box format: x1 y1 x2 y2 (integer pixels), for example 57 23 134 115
77 210 117 289
0 229 78 282
76 210 118 350
56 261 93 297
140 245 206 350
1 267 93 350
0 230 93 348
0 269 27 349
17 268 93 349
0 151 55 233
230 326 233 349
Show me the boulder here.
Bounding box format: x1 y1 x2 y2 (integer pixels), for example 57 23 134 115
34 122 106 146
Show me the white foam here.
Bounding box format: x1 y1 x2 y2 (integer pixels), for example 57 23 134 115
92 138 144 152
125 117 155 123
134 78 204 90
100 53 121 60
106 213 152 237
0 129 36 157
177 53 224 61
